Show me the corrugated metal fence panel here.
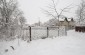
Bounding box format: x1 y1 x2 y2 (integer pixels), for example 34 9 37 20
31 27 47 40
48 27 59 37
59 26 66 36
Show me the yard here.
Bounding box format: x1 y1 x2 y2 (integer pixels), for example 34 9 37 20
0 30 85 55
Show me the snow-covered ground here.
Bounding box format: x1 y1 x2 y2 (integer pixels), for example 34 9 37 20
0 30 85 55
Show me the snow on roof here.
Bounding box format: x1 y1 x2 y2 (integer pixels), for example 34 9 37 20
68 18 71 21
59 18 64 21
59 18 72 22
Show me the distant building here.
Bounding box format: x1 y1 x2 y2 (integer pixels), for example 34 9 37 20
42 17 75 29
75 19 85 32
59 17 75 29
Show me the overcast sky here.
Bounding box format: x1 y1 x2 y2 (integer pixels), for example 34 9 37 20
18 0 81 24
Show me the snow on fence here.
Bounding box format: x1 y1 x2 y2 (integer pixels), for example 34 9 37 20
21 26 67 41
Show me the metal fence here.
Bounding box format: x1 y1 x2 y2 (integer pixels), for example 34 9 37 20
21 26 67 41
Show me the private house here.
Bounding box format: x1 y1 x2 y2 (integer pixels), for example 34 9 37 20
59 17 75 29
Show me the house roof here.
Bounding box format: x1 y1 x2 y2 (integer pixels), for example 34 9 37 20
59 17 74 22
68 18 71 21
59 18 64 21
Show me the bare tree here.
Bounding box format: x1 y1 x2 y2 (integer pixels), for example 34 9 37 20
0 0 18 28
76 0 85 25
42 0 72 36
43 18 58 26
42 0 72 25
0 0 26 39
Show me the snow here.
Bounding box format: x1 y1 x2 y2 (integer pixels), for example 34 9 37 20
0 30 85 55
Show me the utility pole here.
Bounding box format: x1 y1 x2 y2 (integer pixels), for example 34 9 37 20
38 17 41 26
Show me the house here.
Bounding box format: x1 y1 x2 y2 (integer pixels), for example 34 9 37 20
42 17 75 29
75 20 85 32
59 17 75 29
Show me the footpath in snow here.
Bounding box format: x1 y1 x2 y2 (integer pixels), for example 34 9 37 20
0 30 85 55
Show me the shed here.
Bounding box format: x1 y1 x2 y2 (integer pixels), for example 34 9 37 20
75 22 85 32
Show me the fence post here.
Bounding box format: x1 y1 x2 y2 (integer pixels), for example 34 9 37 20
29 26 32 41
47 27 49 37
